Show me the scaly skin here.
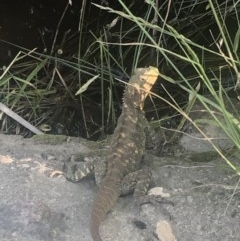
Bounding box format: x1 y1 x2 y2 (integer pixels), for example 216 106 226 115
89 67 159 241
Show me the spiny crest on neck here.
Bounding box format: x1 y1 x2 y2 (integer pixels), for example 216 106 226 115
123 66 160 110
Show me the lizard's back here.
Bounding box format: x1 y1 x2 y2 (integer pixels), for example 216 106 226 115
90 67 159 241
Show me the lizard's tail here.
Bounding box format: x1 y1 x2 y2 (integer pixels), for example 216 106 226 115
90 174 120 241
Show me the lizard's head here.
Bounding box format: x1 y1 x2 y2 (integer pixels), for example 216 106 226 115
124 67 159 110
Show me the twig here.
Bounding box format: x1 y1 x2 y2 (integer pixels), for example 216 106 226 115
0 102 44 135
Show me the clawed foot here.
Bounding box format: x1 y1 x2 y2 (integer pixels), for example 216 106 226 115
133 194 174 221
137 195 174 207
63 155 95 182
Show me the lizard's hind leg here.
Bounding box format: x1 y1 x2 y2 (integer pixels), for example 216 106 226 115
119 169 152 197
63 154 95 182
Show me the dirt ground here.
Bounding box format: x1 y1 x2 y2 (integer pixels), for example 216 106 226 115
0 133 240 241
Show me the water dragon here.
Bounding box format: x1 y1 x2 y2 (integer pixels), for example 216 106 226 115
63 66 159 241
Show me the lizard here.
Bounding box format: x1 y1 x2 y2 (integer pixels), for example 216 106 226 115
63 66 160 241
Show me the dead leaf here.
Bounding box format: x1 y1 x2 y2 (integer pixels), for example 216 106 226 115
0 155 14 164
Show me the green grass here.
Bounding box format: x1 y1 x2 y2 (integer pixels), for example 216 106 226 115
92 0 240 175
